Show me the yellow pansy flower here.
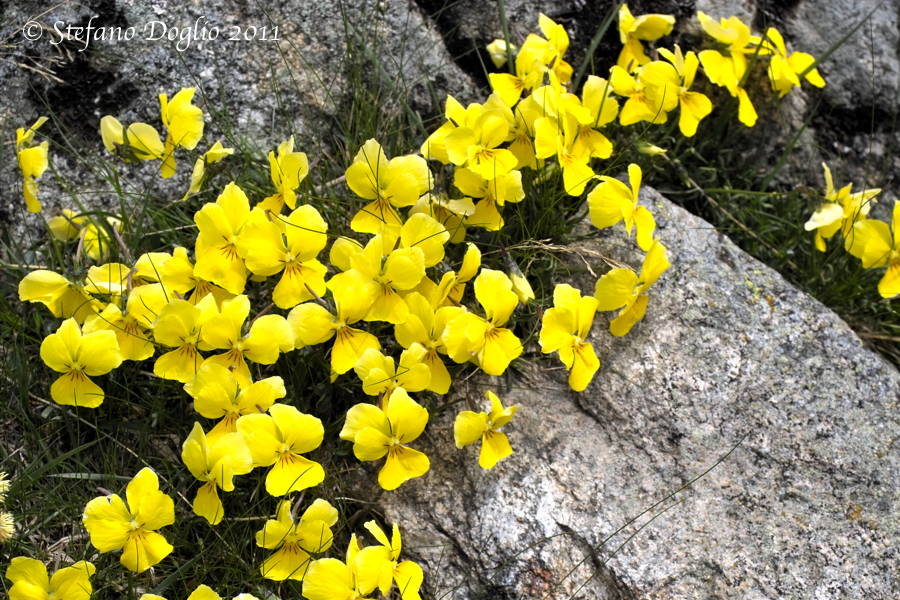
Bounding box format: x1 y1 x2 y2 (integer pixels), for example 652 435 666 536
354 521 424 600
409 192 475 244
339 388 430 490
256 498 338 581
198 294 294 384
594 240 670 336
533 112 597 196
587 163 656 251
82 467 175 573
393 292 462 394
287 273 380 376
18 269 100 323
846 202 900 298
159 87 205 178
181 422 253 525
442 269 523 376
332 238 424 325
193 182 252 294
151 294 218 383
183 140 234 201
16 116 50 213
236 403 325 497
238 204 329 308
48 209 86 241
446 110 518 180
609 62 680 127
454 390 518 469
345 139 431 234
539 284 600 391
804 163 880 251
101 117 166 161
616 3 676 71
752 27 825 97
353 344 431 397
259 136 309 213
454 166 525 230
184 362 285 437
5 557 95 600
40 318 122 408
657 45 713 137
486 38 515 68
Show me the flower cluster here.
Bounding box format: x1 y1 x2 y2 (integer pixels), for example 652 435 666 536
805 163 898 298
9 7 832 599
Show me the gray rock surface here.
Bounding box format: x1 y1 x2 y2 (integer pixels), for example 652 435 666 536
382 186 900 599
0 0 477 234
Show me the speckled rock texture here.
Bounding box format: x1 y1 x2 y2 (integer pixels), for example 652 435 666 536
0 0 476 234
381 186 900 599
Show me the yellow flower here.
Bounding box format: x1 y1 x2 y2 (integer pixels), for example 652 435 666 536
181 422 253 525
159 87 205 177
48 209 86 241
486 38 515 68
657 45 713 137
303 549 366 600
409 192 475 244
533 112 597 196
446 110 518 181
152 294 218 383
16 116 49 213
696 12 757 126
259 136 309 213
5 557 95 600
236 404 326 496
237 205 329 309
82 467 175 573
0 511 14 543
354 521 424 600
846 202 900 298
609 62 680 127
16 117 50 212
454 391 518 469
539 284 600 391
353 344 431 397
804 163 879 251
454 167 525 230
752 27 825 97
184 362 285 437
345 139 431 234
587 163 656 251
40 318 122 408
194 182 252 294
183 141 234 201
18 270 100 323
594 240 670 336
616 3 675 71
198 294 294 384
331 238 424 325
83 301 155 362
393 292 462 394
339 388 430 490
101 117 166 161
442 269 523 376
287 273 380 376
256 498 338 581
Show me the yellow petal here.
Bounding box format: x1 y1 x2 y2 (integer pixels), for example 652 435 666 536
266 454 325 496
454 411 488 448
119 530 173 573
378 446 430 490
193 482 224 525
610 294 650 336
479 430 513 469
